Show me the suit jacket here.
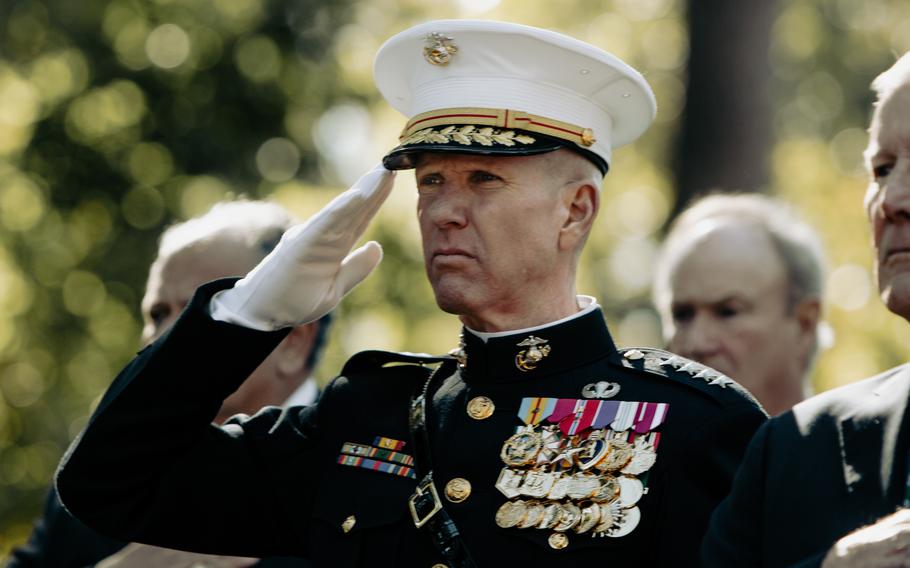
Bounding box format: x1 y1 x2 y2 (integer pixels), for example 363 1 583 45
56 280 766 567
702 364 910 568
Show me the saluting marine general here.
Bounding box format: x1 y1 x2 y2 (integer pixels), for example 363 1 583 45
57 20 766 567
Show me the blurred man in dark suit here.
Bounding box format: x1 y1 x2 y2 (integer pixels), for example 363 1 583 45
702 52 910 568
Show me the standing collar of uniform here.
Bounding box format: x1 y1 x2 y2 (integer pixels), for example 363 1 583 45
465 295 600 343
459 297 617 384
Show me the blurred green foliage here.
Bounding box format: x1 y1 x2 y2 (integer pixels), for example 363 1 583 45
2 0 910 557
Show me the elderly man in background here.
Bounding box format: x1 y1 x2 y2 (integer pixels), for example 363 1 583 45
7 200 324 568
652 194 826 415
702 52 910 567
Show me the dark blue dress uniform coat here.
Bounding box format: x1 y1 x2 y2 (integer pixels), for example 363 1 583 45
702 364 910 568
56 280 766 567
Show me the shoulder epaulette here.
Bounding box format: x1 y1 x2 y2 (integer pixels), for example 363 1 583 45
341 350 453 376
609 347 756 405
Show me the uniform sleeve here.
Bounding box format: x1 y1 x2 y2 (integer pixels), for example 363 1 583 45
657 402 767 567
55 279 322 558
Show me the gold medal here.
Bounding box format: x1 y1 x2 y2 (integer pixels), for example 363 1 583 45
606 505 641 538
573 502 602 534
495 468 525 499
539 502 564 529
593 501 620 534
546 472 571 500
517 501 545 528
596 438 633 472
566 472 601 500
553 502 581 532
500 429 543 467
519 470 557 498
495 500 527 529
622 441 657 475
591 474 620 503
617 475 644 508
574 437 609 471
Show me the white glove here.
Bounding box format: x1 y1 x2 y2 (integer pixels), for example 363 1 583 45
210 164 395 331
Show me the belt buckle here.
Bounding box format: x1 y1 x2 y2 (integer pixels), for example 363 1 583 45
409 476 443 528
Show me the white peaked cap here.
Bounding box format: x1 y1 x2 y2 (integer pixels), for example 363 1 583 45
374 19 657 174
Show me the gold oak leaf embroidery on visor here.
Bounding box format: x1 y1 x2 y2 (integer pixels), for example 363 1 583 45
401 125 537 148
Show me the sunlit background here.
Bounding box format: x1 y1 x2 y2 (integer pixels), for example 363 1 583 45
1 0 910 553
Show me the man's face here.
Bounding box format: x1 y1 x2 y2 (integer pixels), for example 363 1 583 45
141 239 262 344
142 239 286 422
865 84 910 320
663 223 809 410
415 152 571 329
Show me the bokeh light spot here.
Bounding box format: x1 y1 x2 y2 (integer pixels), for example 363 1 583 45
255 137 301 182
122 186 165 229
234 35 282 83
0 173 46 232
62 270 107 317
828 264 871 311
179 176 232 218
0 363 44 408
146 23 192 69
128 142 174 186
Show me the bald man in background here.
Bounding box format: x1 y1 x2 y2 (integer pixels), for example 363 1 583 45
652 194 826 415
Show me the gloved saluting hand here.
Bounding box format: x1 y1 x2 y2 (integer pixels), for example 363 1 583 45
211 163 395 331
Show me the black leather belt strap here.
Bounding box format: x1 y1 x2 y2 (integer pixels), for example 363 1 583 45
408 359 478 568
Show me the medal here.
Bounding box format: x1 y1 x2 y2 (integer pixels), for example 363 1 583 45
539 502 564 529
622 440 658 475
495 500 527 528
519 470 557 498
617 475 644 508
591 475 620 503
553 502 581 532
517 501 545 528
606 505 641 538
593 501 620 535
596 438 634 472
547 473 571 500
574 436 609 471
501 428 543 467
495 468 525 499
574 502 602 534
566 472 601 500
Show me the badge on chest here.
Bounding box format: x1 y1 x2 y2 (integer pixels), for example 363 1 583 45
495 397 668 548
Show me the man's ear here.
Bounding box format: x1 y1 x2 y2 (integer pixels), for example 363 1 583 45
558 182 599 252
274 321 319 378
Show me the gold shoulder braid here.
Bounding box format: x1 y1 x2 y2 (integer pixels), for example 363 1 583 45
402 125 536 147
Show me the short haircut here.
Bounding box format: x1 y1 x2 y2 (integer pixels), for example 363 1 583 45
156 199 333 372
653 193 826 317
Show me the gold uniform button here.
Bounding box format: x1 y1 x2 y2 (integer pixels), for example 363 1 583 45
466 396 494 420
548 532 569 550
432 564 449 568
444 478 472 503
341 515 356 533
